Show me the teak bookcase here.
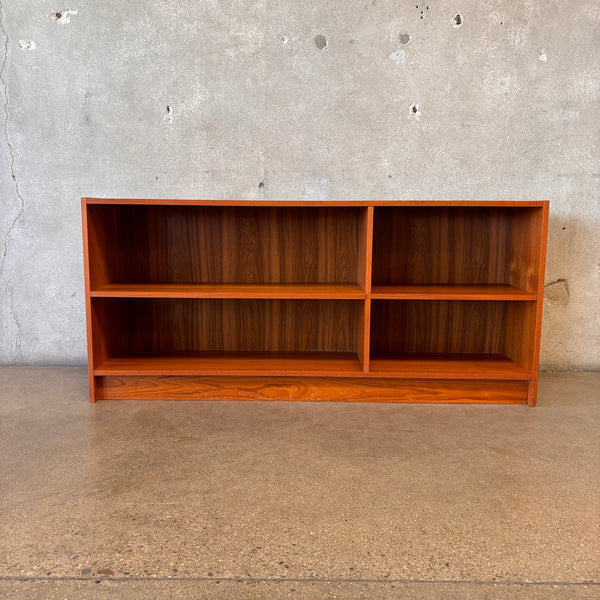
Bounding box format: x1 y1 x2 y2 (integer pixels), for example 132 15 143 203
82 199 549 405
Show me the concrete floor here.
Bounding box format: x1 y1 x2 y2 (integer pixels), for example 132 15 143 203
0 368 598 599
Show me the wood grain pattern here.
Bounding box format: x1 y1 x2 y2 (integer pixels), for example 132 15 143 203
85 204 118 290
95 352 362 377
82 199 549 405
92 298 360 355
371 284 536 300
504 302 537 375
507 207 545 293
370 300 508 355
93 352 530 380
369 353 531 379
373 207 507 286
370 206 548 288
98 375 528 403
527 202 550 406
81 199 98 402
88 205 361 285
357 207 374 371
358 300 371 372
91 283 366 299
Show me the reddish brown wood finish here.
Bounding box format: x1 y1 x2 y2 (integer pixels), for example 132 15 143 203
95 353 363 377
82 199 548 404
81 199 97 401
371 284 535 300
368 354 531 379
91 298 360 355
91 283 366 299
98 376 528 403
526 201 549 406
357 207 374 371
85 198 548 208
95 352 529 379
87 205 361 286
372 206 539 288
371 300 510 355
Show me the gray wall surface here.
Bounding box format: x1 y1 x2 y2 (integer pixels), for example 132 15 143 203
0 1 598 369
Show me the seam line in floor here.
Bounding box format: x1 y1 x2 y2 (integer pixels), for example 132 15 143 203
0 576 598 586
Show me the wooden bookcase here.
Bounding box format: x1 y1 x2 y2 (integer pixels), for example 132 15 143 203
82 199 549 405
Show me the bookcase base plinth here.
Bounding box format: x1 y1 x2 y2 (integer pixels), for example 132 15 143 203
97 375 528 404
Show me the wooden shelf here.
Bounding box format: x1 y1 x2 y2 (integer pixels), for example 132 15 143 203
94 352 364 377
371 284 536 301
369 354 532 380
94 352 530 379
91 283 366 299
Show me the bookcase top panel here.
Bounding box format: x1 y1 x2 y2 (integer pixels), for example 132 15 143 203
83 198 548 208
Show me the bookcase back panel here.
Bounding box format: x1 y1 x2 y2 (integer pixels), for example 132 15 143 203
94 298 360 355
89 205 361 285
372 207 541 290
370 300 509 355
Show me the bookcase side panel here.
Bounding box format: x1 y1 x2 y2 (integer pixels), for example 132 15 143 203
503 302 537 374
507 207 545 293
86 204 120 289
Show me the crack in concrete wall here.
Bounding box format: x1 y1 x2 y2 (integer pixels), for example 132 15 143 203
0 1 24 362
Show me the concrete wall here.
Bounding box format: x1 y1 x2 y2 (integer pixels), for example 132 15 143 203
0 0 598 369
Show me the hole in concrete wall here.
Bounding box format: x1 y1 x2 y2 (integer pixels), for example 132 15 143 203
258 181 265 188
409 103 421 118
166 105 173 123
399 33 410 45
18 40 36 50
314 35 327 50
52 9 77 24
453 13 463 27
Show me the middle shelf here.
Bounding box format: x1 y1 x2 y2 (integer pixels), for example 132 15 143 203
90 283 367 299
371 284 536 300
90 283 535 301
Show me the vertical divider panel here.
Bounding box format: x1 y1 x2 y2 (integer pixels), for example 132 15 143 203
357 207 374 371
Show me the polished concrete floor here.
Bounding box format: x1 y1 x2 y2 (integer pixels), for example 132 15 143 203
0 368 598 599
